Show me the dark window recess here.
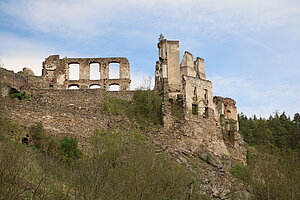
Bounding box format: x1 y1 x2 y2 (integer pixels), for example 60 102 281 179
204 107 209 118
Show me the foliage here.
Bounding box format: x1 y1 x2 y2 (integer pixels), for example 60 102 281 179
69 127 208 200
0 91 211 199
238 112 300 200
230 164 252 183
171 102 184 118
248 149 300 200
192 104 198 115
29 122 45 148
239 112 300 150
129 90 162 127
103 90 162 128
0 140 68 200
102 97 130 115
58 137 82 163
0 114 24 140
10 91 31 100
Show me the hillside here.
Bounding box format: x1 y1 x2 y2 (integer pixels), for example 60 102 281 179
1 67 299 200
0 67 251 199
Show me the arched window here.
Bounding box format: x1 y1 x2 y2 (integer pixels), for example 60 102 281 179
109 84 120 91
68 84 80 89
109 62 120 79
90 62 100 80
89 84 101 89
68 63 80 80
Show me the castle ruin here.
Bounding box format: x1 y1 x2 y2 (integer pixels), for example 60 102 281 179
43 55 131 90
0 37 245 164
155 38 239 134
0 37 248 198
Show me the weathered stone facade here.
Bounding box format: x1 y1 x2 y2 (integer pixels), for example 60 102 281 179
155 38 238 127
154 38 245 163
43 55 131 90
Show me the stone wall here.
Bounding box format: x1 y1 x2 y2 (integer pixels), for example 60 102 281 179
43 55 131 90
0 68 30 97
30 89 134 109
2 81 134 150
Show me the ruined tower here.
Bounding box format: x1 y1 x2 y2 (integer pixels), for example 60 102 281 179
155 37 239 131
155 39 182 100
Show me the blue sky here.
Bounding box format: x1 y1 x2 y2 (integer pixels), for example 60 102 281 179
0 0 300 117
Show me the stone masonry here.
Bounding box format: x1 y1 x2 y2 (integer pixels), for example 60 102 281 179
155 38 239 131
43 55 131 90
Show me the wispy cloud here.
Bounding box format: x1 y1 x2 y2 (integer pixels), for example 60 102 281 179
1 0 299 39
0 33 54 75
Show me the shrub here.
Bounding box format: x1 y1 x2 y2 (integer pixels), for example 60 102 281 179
102 90 162 128
102 97 130 115
58 137 82 163
230 164 252 183
10 91 30 100
129 90 162 127
29 122 45 148
171 103 184 118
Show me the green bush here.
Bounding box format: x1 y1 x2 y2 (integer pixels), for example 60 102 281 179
129 90 162 127
171 103 184 118
102 97 130 115
29 122 45 148
58 137 82 163
230 164 252 183
10 91 30 100
192 104 198 115
102 90 162 128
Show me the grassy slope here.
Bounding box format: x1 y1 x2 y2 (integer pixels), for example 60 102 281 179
0 91 212 200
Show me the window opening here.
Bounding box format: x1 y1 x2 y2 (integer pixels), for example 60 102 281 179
109 63 120 79
90 84 101 89
90 63 100 80
109 84 120 91
69 63 80 80
68 85 80 89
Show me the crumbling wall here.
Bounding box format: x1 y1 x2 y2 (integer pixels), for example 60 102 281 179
183 76 213 118
213 96 239 131
154 37 245 164
0 68 30 97
43 55 131 90
155 38 239 128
